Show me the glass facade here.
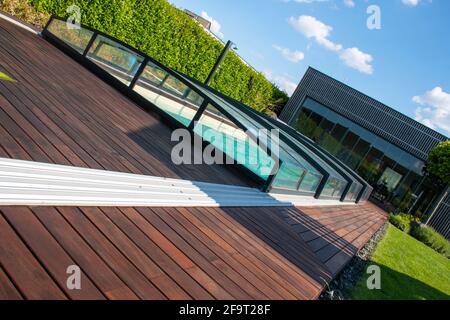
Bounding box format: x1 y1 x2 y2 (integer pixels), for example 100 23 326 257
87 35 145 86
294 97 440 213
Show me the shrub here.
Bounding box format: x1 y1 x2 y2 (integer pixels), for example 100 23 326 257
411 225 450 258
425 141 450 185
0 0 50 27
25 0 288 113
389 213 416 233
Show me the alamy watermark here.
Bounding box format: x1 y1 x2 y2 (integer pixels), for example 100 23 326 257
66 5 81 30
366 265 381 290
66 265 81 290
367 5 382 30
171 124 280 176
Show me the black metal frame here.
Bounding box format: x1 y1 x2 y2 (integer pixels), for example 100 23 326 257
41 15 373 203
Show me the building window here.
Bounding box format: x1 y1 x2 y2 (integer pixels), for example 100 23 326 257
377 167 403 193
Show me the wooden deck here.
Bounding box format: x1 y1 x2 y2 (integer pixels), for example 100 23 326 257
0 16 387 300
0 204 386 300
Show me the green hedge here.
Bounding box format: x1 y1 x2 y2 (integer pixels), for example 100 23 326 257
29 0 288 112
389 213 415 233
411 225 450 259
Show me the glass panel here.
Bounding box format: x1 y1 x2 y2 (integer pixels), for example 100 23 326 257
194 104 275 180
299 172 322 193
351 139 371 165
327 124 347 156
377 167 403 193
271 162 305 190
307 112 323 142
411 178 440 216
321 178 346 198
162 76 188 96
357 147 384 184
301 98 426 176
333 179 347 198
86 35 144 85
336 131 357 162
140 62 167 85
395 171 421 211
294 109 314 136
296 109 320 137
47 18 94 54
314 118 334 144
133 61 204 127
346 183 362 201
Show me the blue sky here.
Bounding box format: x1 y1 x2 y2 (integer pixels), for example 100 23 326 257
170 0 450 136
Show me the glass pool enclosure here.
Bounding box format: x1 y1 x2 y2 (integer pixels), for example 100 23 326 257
43 16 372 203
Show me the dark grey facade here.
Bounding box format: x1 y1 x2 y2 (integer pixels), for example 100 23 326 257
280 68 446 161
280 67 449 238
427 187 450 239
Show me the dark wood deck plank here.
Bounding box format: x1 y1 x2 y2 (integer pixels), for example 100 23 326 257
0 207 105 299
0 203 386 300
119 208 234 300
31 207 139 300
80 207 190 300
160 207 272 299
192 207 314 299
56 207 166 300
101 207 213 300
325 218 386 275
0 265 22 300
225 207 330 287
0 214 66 300
203 207 327 298
138 207 254 300
175 207 293 299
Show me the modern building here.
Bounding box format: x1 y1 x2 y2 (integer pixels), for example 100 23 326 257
183 9 212 30
279 67 449 238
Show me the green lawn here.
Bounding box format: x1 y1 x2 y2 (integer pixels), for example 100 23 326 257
351 224 450 300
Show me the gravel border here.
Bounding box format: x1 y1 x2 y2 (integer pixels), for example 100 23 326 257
319 221 389 300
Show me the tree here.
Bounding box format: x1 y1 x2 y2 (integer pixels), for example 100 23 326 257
424 140 450 186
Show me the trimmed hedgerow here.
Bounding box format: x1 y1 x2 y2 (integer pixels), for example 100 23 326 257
388 213 416 233
411 225 450 259
27 0 288 112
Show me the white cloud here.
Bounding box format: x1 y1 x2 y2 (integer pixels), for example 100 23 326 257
200 11 224 39
343 0 355 7
288 15 342 51
264 70 298 96
288 15 374 74
413 87 450 135
273 45 305 63
402 0 420 6
339 47 374 74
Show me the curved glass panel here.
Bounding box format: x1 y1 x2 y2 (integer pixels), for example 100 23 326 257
86 35 144 85
271 162 305 190
300 172 322 193
46 18 94 54
133 61 204 127
193 104 275 180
